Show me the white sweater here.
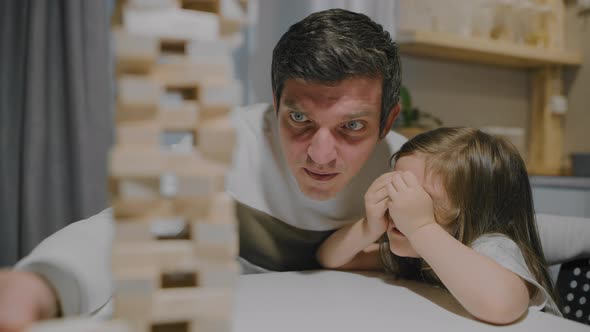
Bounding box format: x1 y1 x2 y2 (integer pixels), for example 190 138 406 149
15 104 590 317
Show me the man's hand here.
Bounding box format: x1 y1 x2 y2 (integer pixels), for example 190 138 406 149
364 172 395 237
386 171 436 237
0 270 59 332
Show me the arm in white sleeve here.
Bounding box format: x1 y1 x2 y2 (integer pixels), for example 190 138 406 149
536 213 590 265
14 208 115 318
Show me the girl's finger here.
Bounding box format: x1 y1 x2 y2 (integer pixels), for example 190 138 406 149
386 181 397 198
401 171 420 188
391 172 408 191
367 172 394 194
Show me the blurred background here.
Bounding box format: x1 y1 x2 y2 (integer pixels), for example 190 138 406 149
1 0 589 267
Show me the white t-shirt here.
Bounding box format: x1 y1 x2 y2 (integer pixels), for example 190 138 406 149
472 234 562 316
227 103 407 231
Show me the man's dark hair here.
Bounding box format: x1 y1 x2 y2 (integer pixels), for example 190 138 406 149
271 8 402 135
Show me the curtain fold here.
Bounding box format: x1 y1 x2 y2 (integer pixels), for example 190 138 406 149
0 0 113 266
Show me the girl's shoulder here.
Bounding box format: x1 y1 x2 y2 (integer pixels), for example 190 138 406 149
470 233 562 316
470 233 518 250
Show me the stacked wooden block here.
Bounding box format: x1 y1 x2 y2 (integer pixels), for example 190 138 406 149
111 0 245 331
29 0 247 331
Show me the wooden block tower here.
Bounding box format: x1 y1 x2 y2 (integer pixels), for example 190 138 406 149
28 0 248 331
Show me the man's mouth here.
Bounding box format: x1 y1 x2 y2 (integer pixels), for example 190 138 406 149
304 168 339 181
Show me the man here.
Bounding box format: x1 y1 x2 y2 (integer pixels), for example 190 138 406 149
0 9 588 331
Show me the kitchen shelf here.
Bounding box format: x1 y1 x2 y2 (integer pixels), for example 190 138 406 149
397 30 582 68
397 29 583 176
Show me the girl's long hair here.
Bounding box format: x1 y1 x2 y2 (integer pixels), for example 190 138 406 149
380 127 557 306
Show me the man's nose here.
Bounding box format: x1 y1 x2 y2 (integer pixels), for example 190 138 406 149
307 128 337 165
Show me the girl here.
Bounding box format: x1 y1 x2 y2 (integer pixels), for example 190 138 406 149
317 127 561 324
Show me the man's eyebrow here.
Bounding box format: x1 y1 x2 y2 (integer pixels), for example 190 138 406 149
343 110 372 120
283 100 301 111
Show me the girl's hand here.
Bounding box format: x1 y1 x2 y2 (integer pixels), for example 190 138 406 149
386 171 436 237
364 172 394 237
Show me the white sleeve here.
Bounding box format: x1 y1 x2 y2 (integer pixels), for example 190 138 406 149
536 213 590 265
14 208 115 317
471 235 561 316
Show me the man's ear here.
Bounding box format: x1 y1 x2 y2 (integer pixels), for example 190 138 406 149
379 103 401 139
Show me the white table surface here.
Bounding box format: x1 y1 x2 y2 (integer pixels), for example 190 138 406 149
233 270 589 332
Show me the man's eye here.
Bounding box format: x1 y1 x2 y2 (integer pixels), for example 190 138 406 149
289 112 308 123
344 121 365 131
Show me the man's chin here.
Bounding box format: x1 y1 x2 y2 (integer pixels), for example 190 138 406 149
301 189 336 201
297 182 340 201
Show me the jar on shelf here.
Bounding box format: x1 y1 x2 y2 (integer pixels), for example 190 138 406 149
491 0 517 42
431 0 475 37
471 0 496 39
397 0 434 32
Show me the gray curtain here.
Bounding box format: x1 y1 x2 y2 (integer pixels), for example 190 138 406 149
0 0 113 266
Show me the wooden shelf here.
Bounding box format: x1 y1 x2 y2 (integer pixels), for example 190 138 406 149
397 30 582 68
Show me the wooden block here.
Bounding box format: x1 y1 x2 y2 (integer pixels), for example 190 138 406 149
165 155 228 186
110 146 165 177
180 0 220 14
114 220 237 263
171 196 215 219
207 192 237 224
112 196 211 220
112 267 156 320
27 318 130 332
199 104 232 121
117 177 161 200
115 216 189 241
116 121 160 146
112 241 195 272
123 7 220 42
117 76 161 122
113 245 238 290
153 61 232 86
112 198 174 219
198 117 236 164
118 75 161 108
114 29 158 75
158 101 199 130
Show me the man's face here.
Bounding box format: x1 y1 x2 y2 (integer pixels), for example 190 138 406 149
275 77 385 201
